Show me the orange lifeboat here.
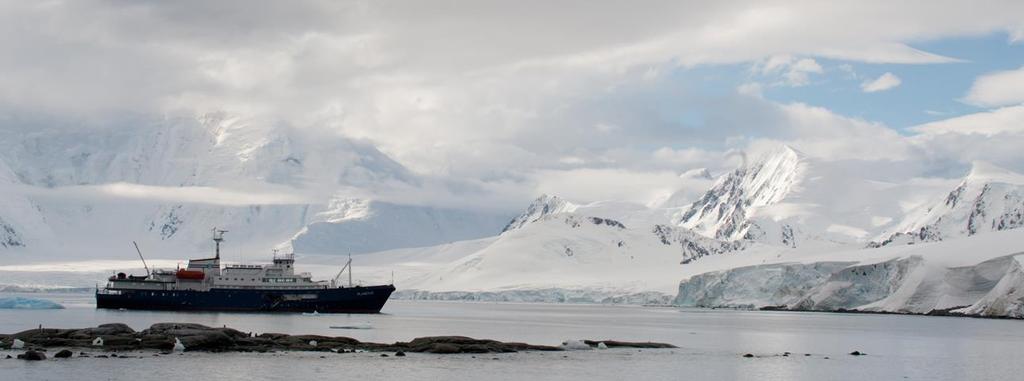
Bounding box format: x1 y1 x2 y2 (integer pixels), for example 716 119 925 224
176 269 205 280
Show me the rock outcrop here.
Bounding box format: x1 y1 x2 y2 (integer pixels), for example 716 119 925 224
0 323 675 354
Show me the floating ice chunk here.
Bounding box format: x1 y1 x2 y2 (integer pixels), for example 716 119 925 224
309 340 318 347
92 337 104 346
11 339 25 349
329 322 373 330
302 311 320 316
560 340 592 350
173 337 185 352
0 297 64 309
597 342 608 350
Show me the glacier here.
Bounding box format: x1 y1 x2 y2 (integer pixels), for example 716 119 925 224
675 229 1024 318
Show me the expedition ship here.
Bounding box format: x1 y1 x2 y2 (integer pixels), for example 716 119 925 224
95 229 395 313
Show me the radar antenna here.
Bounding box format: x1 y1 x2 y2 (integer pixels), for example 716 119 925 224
212 228 229 259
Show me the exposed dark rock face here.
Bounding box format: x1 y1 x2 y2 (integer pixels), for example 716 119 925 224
17 350 46 360
652 224 746 264
588 217 626 229
1 323 676 355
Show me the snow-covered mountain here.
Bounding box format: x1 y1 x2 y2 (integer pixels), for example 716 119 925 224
500 194 577 233
674 146 806 245
0 114 506 260
672 146 951 248
285 198 511 255
5 125 1024 319
0 159 54 250
872 161 1024 247
387 195 746 303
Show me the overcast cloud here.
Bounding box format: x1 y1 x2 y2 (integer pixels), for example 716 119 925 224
2 1 1024 208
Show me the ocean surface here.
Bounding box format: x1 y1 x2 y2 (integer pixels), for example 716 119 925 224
1 292 1023 380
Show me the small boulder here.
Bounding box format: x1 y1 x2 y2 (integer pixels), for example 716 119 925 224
395 351 406 357
742 353 754 358
850 351 865 356
380 353 389 357
18 351 46 361
54 349 73 358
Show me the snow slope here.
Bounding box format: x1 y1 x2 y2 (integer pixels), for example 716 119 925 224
0 114 506 260
285 198 510 255
873 161 1024 247
386 195 746 304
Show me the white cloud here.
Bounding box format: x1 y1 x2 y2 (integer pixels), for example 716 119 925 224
1 1 1024 209
755 55 823 87
17 183 315 206
531 168 693 205
912 105 1024 136
1010 27 1024 44
861 72 902 93
963 66 1024 107
736 82 763 97
785 58 824 86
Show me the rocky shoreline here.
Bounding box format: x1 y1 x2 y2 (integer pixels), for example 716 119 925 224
0 323 676 360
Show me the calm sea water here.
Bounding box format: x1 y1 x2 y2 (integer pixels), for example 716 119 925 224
1 292 1023 380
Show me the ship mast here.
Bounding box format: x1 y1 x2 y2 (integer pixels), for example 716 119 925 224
332 253 353 288
212 228 228 259
132 241 150 277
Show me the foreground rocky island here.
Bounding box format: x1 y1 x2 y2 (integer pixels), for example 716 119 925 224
0 323 675 359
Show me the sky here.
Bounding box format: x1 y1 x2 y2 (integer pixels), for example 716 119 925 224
1 0 1024 210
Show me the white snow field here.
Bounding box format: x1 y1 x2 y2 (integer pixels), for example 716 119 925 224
0 115 509 262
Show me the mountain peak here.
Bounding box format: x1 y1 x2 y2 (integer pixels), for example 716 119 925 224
965 161 1024 185
675 144 807 243
501 194 577 233
680 167 713 180
753 145 804 168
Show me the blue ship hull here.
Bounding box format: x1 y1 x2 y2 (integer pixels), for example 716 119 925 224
96 285 395 313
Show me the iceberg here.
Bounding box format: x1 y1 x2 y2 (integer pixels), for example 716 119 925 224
560 340 593 350
0 296 64 309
